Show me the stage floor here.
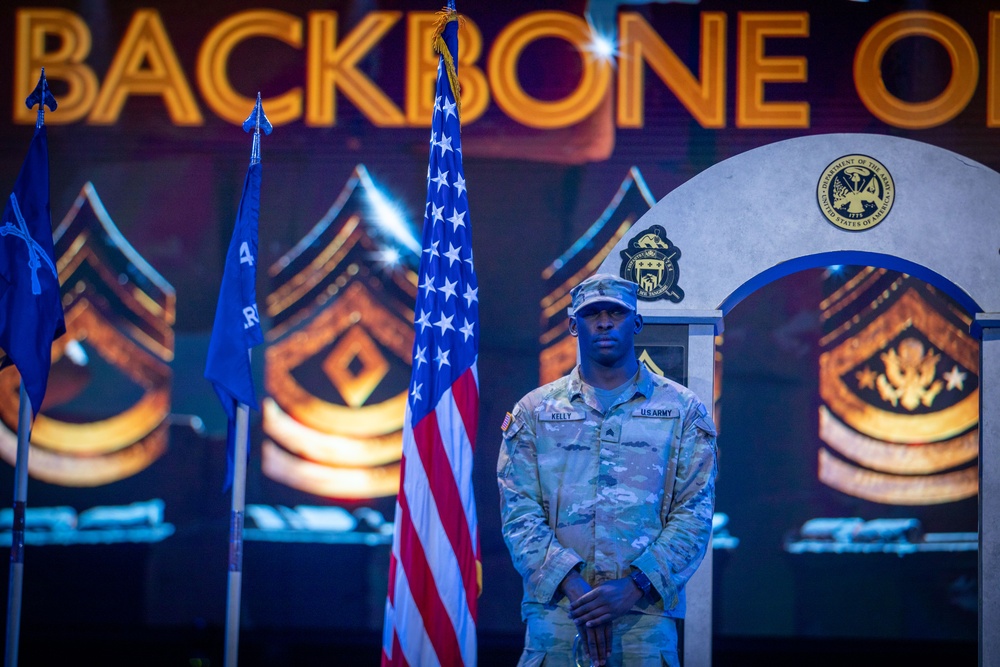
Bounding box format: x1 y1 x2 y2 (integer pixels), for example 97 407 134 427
8 627 978 666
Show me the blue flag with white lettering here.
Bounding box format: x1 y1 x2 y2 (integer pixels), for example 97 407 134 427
0 124 66 417
204 161 264 421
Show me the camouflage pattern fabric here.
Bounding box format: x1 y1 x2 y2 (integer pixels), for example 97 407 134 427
498 364 717 662
519 605 679 667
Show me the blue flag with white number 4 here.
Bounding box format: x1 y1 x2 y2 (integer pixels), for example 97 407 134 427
204 161 263 420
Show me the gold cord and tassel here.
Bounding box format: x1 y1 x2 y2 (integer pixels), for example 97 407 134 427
431 7 463 121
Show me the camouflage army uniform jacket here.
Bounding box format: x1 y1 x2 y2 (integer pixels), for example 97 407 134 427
497 364 718 619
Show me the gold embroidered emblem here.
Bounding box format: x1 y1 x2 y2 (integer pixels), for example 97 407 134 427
874 337 944 411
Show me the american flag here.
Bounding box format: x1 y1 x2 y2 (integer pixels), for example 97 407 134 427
382 7 480 667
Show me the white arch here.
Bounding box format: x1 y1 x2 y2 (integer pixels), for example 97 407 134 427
601 133 998 319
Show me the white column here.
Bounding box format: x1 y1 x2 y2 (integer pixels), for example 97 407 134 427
976 314 1000 667
641 312 723 667
684 316 723 667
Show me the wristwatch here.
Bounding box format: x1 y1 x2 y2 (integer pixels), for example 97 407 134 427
629 568 658 601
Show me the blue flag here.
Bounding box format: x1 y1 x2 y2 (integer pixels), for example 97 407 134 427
205 161 264 421
0 124 66 417
206 97 269 489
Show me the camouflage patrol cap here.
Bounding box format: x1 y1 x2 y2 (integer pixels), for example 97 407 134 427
570 273 638 316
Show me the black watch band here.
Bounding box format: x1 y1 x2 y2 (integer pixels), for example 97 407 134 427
629 569 655 600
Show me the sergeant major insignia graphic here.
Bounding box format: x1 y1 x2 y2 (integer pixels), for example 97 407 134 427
817 154 895 231
619 225 684 303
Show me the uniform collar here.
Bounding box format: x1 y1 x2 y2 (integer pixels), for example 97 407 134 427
569 364 654 405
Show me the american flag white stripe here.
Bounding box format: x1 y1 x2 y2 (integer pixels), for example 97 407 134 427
383 8 479 665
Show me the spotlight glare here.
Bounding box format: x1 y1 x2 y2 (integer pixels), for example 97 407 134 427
371 247 402 271
583 14 618 65
590 33 616 61
357 167 421 256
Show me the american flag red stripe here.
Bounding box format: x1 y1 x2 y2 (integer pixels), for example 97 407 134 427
386 631 409 667
383 7 480 666
450 367 480 454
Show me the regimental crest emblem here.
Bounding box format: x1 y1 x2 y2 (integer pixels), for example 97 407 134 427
619 225 684 303
817 154 895 231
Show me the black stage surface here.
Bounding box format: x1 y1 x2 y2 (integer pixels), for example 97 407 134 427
6 628 978 666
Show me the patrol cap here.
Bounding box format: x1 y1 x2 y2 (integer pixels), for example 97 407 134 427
570 273 638 316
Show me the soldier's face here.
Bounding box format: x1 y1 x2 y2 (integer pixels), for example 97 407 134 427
570 302 643 366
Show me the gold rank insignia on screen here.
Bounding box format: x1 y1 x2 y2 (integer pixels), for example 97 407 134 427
818 267 978 505
0 183 176 486
262 165 419 500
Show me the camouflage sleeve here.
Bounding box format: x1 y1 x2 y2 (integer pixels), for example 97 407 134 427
497 403 584 604
631 399 718 611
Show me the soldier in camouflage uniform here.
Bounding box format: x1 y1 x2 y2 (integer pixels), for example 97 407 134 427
498 274 718 667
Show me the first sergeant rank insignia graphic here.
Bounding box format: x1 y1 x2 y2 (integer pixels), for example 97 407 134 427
817 154 895 231
619 224 684 303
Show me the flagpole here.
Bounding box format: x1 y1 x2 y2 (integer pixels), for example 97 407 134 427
220 92 269 667
4 68 59 667
4 384 32 667
224 397 250 667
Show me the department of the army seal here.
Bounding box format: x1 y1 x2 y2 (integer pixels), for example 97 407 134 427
817 154 895 231
619 225 684 303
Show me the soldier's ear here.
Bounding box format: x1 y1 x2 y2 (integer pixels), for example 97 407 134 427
633 313 643 334
568 316 579 337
